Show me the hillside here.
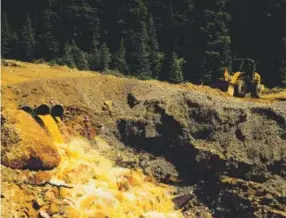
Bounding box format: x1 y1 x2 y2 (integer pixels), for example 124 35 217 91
2 0 286 87
1 61 286 217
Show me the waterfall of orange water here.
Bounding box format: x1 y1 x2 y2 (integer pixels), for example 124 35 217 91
54 116 62 123
49 138 184 218
35 115 183 217
38 115 64 143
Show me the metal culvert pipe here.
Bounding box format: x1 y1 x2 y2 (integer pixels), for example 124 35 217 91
51 104 64 118
33 115 45 128
20 105 33 114
35 104 51 115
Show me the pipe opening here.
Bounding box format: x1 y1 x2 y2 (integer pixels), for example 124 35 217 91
35 104 50 115
33 115 45 128
20 105 33 114
51 105 64 118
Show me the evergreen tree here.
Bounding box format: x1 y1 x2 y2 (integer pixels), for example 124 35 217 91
2 0 286 87
163 52 184 83
158 1 176 81
178 0 199 83
36 9 59 60
70 40 88 70
10 33 21 59
200 1 232 83
99 43 111 70
111 39 128 73
229 0 286 87
77 51 89 70
88 33 101 71
59 42 75 68
1 13 12 57
20 13 36 61
147 15 161 78
133 27 151 78
123 0 151 78
276 2 286 87
278 60 286 87
61 0 98 50
278 29 286 87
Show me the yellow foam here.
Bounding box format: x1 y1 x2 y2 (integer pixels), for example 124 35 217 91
51 138 183 218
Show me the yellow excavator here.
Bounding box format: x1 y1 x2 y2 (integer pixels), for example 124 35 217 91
212 58 264 98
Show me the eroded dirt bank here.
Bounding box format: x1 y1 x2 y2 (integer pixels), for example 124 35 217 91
1 62 286 217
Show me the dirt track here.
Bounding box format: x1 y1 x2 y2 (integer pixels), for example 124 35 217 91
1 60 286 217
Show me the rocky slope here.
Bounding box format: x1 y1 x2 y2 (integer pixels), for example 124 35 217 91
1 61 286 217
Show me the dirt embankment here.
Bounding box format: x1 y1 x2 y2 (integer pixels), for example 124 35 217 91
1 61 286 217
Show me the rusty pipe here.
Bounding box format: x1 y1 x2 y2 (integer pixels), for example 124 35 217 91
20 105 33 114
51 104 64 118
35 104 50 115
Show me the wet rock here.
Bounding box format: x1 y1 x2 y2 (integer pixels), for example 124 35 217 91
13 210 29 218
34 171 52 185
127 93 140 108
59 187 70 197
173 194 192 209
39 210 50 218
33 197 45 210
47 203 60 215
145 159 178 182
1 109 60 170
44 190 56 201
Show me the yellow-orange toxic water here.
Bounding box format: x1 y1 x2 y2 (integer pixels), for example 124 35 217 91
54 116 62 124
49 138 183 218
38 115 64 143
36 114 182 217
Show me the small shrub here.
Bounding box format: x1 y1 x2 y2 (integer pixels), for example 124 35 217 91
48 59 57 66
1 59 20 67
102 69 125 78
33 58 45 64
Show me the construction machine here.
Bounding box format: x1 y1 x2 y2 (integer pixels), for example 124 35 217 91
212 58 264 98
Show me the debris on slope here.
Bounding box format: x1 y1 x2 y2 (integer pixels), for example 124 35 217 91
115 92 286 216
1 137 184 218
1 61 286 217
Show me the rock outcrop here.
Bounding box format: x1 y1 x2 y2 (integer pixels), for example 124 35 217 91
1 109 60 170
